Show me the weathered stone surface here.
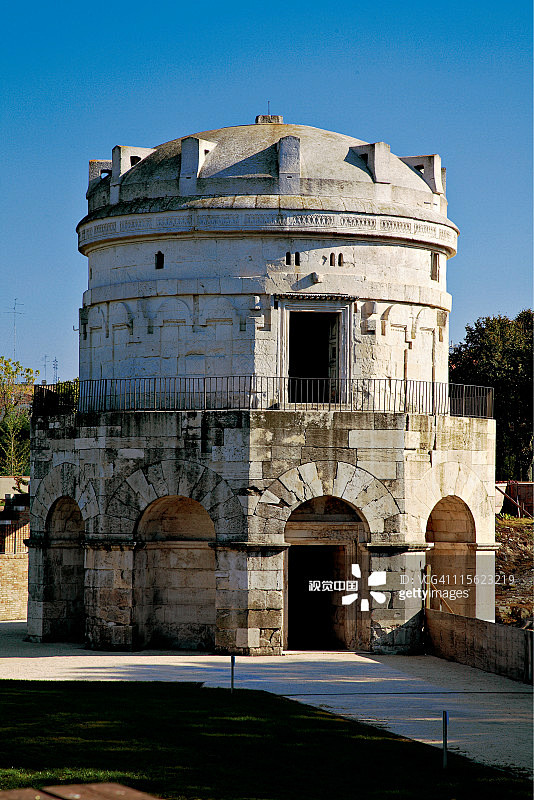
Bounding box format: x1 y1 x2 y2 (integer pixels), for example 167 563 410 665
29 119 494 656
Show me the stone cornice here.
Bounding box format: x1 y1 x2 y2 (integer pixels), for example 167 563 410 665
209 541 289 552
274 293 359 302
82 279 453 313
78 207 458 256
365 542 434 552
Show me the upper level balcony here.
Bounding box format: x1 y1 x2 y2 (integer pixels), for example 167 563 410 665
32 376 494 419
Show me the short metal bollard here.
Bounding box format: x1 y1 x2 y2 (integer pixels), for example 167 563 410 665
442 710 449 769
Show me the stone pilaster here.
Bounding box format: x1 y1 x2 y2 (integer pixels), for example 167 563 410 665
26 534 84 643
213 543 287 655
84 538 135 650
26 535 45 642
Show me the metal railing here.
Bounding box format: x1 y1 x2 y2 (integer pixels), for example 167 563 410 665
32 377 494 418
0 522 29 555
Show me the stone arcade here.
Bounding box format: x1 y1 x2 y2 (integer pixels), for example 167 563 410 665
28 116 496 653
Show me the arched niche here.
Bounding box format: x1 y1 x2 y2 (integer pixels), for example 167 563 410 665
425 495 476 617
133 495 216 650
136 495 216 541
46 496 84 541
43 496 85 642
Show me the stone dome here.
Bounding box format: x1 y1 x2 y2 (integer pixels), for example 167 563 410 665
83 117 454 230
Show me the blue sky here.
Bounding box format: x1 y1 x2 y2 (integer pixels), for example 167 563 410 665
1 0 531 380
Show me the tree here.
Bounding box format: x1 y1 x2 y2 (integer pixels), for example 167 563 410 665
0 411 30 476
0 358 38 478
449 310 533 480
0 357 37 417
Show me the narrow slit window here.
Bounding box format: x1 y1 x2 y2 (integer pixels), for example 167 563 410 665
295 252 300 266
329 253 335 266
338 253 344 266
285 252 292 265
155 251 164 270
431 252 439 281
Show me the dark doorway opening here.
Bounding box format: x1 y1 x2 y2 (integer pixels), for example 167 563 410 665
287 545 345 649
288 312 339 402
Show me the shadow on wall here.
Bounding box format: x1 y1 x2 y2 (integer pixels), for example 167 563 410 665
132 495 216 650
370 611 425 655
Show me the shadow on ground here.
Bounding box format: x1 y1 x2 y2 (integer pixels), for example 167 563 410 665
0 681 531 800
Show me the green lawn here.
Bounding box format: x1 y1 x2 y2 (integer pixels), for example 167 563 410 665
0 681 530 800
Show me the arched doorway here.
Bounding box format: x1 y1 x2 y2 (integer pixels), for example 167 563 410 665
44 496 85 641
425 495 476 616
133 495 216 649
284 496 368 650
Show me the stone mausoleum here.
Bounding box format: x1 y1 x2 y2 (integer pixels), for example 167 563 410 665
29 115 496 654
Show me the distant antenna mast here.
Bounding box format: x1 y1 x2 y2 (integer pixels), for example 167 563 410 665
268 100 270 115
42 354 48 384
2 298 24 360
53 358 58 384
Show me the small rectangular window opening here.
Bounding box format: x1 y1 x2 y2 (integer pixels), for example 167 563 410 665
100 169 111 179
130 156 142 167
329 253 335 266
431 252 439 281
155 251 164 270
285 252 292 265
295 252 300 267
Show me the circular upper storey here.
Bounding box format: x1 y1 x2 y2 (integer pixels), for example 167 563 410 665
79 117 458 256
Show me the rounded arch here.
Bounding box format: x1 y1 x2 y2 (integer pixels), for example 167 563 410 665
284 494 368 544
414 461 494 542
288 495 363 520
425 495 475 545
132 492 217 650
425 494 477 616
257 461 400 533
414 306 436 334
46 496 85 541
32 462 100 535
39 493 85 643
106 459 244 538
281 490 374 652
135 495 216 541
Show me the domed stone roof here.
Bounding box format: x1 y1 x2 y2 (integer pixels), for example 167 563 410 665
120 123 428 193
84 118 453 229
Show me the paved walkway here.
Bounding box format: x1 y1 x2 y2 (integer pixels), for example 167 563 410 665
1 621 531 775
